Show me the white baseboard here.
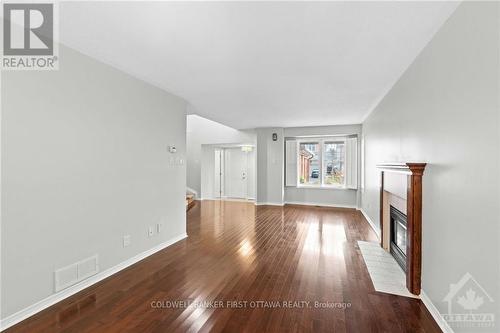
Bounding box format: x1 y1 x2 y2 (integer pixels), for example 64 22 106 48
186 187 198 199
255 202 284 206
420 290 454 333
219 197 255 203
0 233 188 332
200 197 255 203
284 201 357 209
254 201 357 209
359 208 381 238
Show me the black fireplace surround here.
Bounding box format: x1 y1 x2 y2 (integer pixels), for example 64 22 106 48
390 206 407 272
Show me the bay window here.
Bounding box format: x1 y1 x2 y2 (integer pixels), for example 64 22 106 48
286 136 357 189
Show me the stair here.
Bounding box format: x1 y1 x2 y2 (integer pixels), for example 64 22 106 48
186 194 195 211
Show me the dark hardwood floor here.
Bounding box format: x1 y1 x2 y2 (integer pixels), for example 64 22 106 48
6 201 441 332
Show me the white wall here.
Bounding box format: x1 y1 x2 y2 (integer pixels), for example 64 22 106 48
1 45 187 318
361 1 499 326
201 145 218 199
186 115 255 195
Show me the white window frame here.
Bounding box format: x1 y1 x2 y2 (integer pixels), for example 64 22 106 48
322 138 347 188
296 137 347 189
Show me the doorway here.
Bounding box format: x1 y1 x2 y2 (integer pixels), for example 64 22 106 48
214 146 255 200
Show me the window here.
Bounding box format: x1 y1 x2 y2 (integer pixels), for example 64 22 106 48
285 136 357 189
294 137 350 188
323 141 345 186
298 142 320 185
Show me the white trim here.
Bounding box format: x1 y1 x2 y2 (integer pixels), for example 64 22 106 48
359 208 381 238
200 197 255 203
285 134 355 139
217 198 255 203
295 137 350 189
199 197 218 201
255 202 284 206
0 233 188 332
285 140 298 187
420 290 454 333
284 201 357 209
346 136 358 189
292 185 353 190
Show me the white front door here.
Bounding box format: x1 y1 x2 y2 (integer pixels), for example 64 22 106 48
224 148 248 199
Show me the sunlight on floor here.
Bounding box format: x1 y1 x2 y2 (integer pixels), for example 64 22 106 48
238 239 254 258
304 223 347 257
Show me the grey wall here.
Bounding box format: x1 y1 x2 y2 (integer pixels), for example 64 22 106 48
186 115 255 195
256 128 284 205
1 45 187 318
285 187 357 208
255 125 362 207
284 125 361 208
361 2 499 327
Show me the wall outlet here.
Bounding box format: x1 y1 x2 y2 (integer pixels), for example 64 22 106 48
123 235 131 247
156 223 162 233
148 226 154 237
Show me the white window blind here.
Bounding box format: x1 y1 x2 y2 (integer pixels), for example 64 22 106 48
285 140 297 186
346 136 358 189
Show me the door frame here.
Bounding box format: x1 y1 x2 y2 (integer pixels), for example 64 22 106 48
213 146 255 201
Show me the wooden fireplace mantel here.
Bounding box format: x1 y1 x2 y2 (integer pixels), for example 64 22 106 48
376 162 426 175
377 162 426 295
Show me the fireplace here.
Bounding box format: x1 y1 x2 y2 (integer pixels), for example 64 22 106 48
390 206 407 272
376 162 426 295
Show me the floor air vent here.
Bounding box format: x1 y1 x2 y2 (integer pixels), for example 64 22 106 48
55 255 99 292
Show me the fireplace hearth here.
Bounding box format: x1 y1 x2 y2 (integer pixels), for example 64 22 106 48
390 206 407 272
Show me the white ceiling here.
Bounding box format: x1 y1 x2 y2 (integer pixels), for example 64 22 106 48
59 2 459 129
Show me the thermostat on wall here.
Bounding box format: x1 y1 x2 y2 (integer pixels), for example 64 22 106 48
168 145 177 153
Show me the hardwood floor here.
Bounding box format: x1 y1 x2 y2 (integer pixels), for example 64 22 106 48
5 201 441 332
